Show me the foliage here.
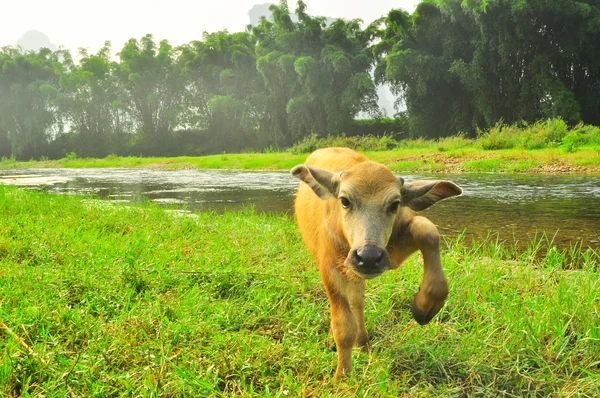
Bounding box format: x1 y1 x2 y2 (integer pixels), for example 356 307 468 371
1 1 600 158
478 119 572 150
288 119 600 154
477 122 520 150
251 1 381 146
3 119 600 173
56 43 133 158
437 133 473 152
0 1 387 159
346 117 409 137
0 47 60 160
561 123 600 152
376 0 600 138
288 133 400 154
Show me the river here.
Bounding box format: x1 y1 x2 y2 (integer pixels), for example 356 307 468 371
1 168 599 250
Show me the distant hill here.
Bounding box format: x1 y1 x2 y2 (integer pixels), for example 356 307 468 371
16 30 57 52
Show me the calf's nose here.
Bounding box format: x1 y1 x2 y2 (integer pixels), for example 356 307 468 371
353 246 384 269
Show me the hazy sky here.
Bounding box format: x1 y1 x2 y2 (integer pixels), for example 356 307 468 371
2 0 419 55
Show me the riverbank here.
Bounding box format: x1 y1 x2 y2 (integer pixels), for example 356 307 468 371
2 145 600 174
3 119 600 173
1 185 598 396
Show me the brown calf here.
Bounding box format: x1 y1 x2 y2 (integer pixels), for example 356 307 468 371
291 147 462 381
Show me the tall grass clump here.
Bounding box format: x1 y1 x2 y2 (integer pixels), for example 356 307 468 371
0 155 17 168
561 123 600 152
520 118 568 149
288 133 401 154
437 133 474 152
289 119 600 155
477 121 523 150
289 134 451 154
476 118 596 151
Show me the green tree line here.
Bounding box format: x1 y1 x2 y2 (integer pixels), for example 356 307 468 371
376 0 600 138
1 0 599 160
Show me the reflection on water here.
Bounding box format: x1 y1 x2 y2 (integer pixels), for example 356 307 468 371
1 168 599 250
0 168 296 213
419 174 600 250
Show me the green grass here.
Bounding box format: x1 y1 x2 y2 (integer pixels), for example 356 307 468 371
0 153 309 172
387 159 445 173
3 120 600 173
463 159 504 172
3 147 600 174
1 186 599 396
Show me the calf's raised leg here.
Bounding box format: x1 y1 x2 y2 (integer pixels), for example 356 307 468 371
406 216 449 325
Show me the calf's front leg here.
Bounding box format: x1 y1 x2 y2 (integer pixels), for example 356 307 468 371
349 279 369 352
408 216 449 325
326 285 357 380
320 262 359 381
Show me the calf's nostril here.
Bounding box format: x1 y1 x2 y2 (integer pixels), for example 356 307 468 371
352 249 363 266
355 246 384 267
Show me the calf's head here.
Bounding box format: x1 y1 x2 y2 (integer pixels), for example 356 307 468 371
292 161 461 279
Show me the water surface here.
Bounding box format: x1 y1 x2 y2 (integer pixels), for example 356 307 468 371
1 168 599 250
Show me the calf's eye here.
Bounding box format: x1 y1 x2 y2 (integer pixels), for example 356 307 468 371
390 201 401 214
340 197 351 209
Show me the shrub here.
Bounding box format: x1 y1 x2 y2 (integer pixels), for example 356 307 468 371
287 118 596 154
288 133 321 154
521 119 568 149
521 132 549 150
105 154 120 161
347 117 408 137
560 123 600 152
398 137 433 149
543 118 569 143
438 133 473 152
477 119 572 150
477 121 519 150
0 156 17 166
287 133 401 154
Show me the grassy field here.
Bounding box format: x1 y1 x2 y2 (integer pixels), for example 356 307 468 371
1 186 599 396
2 146 600 174
2 120 600 174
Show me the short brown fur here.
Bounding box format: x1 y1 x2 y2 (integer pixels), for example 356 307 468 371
291 148 462 381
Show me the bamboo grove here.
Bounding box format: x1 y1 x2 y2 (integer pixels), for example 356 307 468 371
1 0 599 160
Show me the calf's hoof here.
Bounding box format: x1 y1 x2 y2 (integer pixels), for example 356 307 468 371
411 294 444 325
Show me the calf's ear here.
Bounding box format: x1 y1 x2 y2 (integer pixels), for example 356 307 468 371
401 180 462 211
291 165 339 200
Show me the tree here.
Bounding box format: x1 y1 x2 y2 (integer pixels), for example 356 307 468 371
376 3 479 138
55 43 134 157
115 35 187 155
378 0 600 138
253 1 380 145
179 30 265 152
0 47 60 159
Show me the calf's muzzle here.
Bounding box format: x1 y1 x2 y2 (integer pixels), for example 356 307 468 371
350 245 390 278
